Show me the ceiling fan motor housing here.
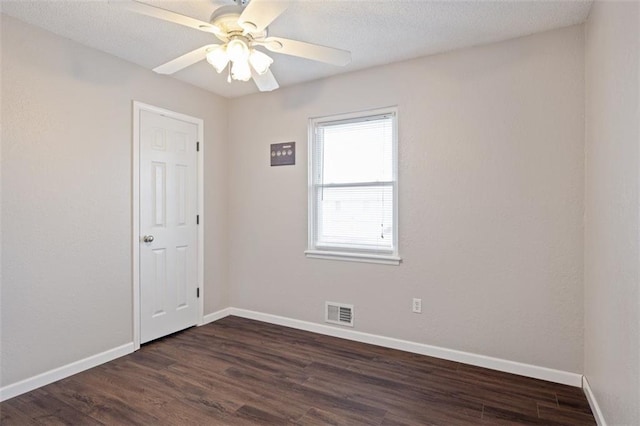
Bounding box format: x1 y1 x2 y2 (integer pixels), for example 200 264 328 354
210 5 267 43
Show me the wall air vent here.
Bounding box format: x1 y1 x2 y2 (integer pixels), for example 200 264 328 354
325 302 354 327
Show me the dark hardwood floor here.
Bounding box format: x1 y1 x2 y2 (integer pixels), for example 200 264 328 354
1 316 596 425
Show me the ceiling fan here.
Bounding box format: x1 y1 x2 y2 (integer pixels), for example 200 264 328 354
121 0 352 92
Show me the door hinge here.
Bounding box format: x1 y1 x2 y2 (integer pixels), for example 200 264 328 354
197 288 200 298
196 215 199 225
197 142 200 152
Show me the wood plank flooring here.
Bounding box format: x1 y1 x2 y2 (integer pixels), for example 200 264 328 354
1 316 596 425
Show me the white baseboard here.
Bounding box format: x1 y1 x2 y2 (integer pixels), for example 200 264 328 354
220 308 583 387
583 376 607 425
201 307 233 325
1 308 584 402
0 342 134 402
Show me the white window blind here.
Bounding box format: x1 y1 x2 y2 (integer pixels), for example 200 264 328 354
307 108 399 264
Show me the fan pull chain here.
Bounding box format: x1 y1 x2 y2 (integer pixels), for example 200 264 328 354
227 63 232 83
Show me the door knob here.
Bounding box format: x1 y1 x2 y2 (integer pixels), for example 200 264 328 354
143 235 154 243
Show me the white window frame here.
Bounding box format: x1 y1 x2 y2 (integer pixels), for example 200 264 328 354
306 106 401 265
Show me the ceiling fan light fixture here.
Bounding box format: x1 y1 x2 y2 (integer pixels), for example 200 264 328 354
124 0 351 92
231 60 252 82
226 38 250 63
249 49 273 75
206 45 229 73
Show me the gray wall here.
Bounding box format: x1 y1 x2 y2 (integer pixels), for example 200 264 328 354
227 25 585 373
0 15 229 386
584 1 640 424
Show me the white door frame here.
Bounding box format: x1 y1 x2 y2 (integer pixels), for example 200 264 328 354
132 101 204 350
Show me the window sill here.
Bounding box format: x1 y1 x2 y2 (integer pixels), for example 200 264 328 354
304 249 401 265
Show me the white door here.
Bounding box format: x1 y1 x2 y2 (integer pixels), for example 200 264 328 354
139 109 199 344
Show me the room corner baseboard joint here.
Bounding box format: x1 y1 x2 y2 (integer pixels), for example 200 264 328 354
582 375 607 426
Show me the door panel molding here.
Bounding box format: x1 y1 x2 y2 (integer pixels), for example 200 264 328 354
132 101 204 350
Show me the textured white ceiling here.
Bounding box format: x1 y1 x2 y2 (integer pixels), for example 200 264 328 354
1 0 593 98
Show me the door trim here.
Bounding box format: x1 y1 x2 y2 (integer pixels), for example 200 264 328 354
132 101 204 350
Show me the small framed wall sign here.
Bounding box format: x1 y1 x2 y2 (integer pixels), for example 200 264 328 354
270 142 295 166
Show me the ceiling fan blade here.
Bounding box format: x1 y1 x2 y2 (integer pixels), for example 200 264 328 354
252 68 279 92
262 37 351 66
238 0 289 33
118 0 221 35
154 44 219 75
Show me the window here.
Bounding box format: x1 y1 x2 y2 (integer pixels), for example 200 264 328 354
306 107 400 265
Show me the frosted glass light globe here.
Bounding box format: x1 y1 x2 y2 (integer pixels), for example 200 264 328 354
206 45 229 73
226 39 250 62
249 49 273 75
231 60 252 81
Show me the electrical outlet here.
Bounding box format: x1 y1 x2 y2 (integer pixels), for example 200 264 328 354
412 298 422 313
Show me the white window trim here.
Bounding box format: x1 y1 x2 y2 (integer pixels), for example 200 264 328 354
306 106 400 265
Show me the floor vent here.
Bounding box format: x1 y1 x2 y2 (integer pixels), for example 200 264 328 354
325 302 354 327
